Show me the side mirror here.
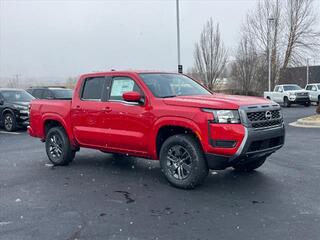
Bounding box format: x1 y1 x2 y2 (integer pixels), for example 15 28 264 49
122 91 142 103
0 99 3 105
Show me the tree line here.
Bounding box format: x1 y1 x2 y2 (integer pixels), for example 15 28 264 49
189 0 320 95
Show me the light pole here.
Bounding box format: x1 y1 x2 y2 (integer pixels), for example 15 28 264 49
176 0 182 73
267 17 275 92
306 58 310 85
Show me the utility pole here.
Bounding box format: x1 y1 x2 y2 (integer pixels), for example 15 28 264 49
306 58 310 85
267 17 275 92
176 0 182 73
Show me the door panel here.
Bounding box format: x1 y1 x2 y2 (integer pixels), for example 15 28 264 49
71 77 109 148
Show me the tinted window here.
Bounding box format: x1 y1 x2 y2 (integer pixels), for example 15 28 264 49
32 89 44 98
110 77 141 101
0 90 34 102
317 85 320 90
274 86 279 92
139 73 211 98
306 85 312 90
283 85 302 91
42 90 54 99
51 89 73 99
82 78 105 100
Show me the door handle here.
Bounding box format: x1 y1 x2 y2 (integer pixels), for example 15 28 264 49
102 107 112 113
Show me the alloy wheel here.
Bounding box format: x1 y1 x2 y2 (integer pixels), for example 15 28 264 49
4 115 13 131
166 145 192 180
49 134 63 159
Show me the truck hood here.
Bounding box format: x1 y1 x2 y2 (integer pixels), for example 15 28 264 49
163 94 274 109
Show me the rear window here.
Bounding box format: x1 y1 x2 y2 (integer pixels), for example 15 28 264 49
81 77 105 100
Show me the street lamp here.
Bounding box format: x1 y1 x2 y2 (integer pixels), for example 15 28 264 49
306 58 310 85
267 17 275 92
176 0 182 73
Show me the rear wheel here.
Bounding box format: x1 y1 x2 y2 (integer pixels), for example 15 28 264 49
159 134 208 189
304 101 311 107
45 127 75 166
317 96 320 106
232 157 266 172
283 97 291 107
3 113 17 132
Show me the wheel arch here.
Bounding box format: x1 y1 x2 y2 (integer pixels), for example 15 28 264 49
152 117 204 159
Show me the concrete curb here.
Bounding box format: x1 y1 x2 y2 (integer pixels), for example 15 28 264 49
297 118 320 126
290 120 320 128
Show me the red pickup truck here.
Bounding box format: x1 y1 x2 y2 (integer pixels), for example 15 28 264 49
28 71 285 189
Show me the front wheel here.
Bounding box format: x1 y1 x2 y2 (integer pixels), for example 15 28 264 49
45 127 75 166
232 157 266 172
304 101 311 107
159 134 208 189
3 113 17 132
283 97 291 107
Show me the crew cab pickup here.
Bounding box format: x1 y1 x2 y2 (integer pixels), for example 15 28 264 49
264 84 310 107
28 71 285 189
305 83 320 105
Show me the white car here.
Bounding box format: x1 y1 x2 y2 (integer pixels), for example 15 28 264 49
264 84 310 107
305 83 320 105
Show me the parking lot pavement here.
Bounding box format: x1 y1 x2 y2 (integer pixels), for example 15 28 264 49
0 106 319 240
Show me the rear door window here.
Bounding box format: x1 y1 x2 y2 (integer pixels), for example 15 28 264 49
81 77 105 101
42 90 54 99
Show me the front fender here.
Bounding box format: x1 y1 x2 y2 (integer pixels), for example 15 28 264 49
150 116 204 159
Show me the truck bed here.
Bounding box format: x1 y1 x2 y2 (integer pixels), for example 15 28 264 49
29 99 72 139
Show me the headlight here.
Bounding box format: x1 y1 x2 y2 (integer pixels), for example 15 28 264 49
203 109 241 124
13 104 28 110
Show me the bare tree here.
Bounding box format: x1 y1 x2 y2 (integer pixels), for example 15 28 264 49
232 34 264 95
282 0 320 68
193 18 228 90
244 0 282 87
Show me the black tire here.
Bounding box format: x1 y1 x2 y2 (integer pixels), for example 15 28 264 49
3 113 17 132
45 126 75 166
159 134 208 189
283 97 291 107
232 157 266 172
317 96 320 106
304 101 311 107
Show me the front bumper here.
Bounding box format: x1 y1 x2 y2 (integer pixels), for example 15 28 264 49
289 96 310 103
205 124 285 170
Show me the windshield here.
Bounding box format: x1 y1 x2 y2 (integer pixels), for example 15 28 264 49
51 89 73 99
283 85 302 91
317 85 320 90
1 90 34 102
139 73 211 98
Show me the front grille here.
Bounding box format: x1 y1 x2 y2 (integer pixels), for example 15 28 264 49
247 110 280 122
248 136 284 153
296 92 308 97
246 109 282 129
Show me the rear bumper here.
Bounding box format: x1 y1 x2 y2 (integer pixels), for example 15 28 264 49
205 124 285 170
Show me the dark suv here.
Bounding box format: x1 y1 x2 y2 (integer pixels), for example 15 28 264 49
0 88 35 131
26 87 73 100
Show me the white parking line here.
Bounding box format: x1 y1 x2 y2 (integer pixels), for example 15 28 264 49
0 131 21 135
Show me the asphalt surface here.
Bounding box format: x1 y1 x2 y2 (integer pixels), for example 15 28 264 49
0 106 319 240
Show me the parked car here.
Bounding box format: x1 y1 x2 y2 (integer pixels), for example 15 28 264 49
0 88 34 131
26 87 73 100
28 71 285 189
305 83 320 105
264 84 310 107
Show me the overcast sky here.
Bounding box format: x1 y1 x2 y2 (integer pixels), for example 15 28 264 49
0 0 319 79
